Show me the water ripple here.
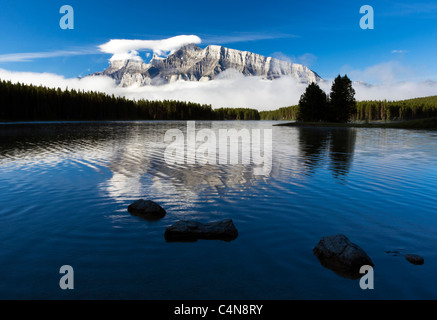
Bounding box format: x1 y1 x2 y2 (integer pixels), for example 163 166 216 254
0 122 436 299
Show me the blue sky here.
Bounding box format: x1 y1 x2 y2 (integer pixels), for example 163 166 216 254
0 0 436 109
0 0 436 80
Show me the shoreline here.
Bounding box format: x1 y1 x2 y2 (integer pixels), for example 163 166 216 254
274 117 437 130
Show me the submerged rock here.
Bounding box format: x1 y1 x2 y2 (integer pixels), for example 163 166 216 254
313 234 374 279
405 254 424 265
165 219 238 242
386 250 402 256
127 199 166 220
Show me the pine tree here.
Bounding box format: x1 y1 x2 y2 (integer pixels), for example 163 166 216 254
297 82 328 122
328 75 356 123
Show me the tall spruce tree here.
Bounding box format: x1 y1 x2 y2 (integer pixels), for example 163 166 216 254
297 82 328 122
328 75 356 123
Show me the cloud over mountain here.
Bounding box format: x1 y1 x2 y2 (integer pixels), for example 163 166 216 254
98 35 202 62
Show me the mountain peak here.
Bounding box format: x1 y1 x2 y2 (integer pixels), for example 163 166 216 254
93 44 321 87
150 53 165 65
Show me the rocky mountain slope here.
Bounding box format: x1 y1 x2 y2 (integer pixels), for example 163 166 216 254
93 44 321 86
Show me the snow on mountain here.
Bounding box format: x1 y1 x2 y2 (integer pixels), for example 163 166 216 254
93 44 321 87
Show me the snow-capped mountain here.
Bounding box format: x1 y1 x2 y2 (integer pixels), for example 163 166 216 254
93 44 321 86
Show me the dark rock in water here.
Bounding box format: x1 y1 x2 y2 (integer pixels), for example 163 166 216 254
128 199 166 221
386 248 405 257
313 234 374 279
386 250 401 256
165 219 238 242
405 254 424 265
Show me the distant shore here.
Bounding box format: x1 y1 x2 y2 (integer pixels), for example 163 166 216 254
274 117 437 130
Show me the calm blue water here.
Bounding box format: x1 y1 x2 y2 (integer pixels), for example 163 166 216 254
0 121 436 299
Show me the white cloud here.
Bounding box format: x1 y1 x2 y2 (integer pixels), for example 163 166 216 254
98 35 201 62
0 68 116 92
0 67 306 110
1 66 436 112
341 61 414 84
352 81 437 101
0 49 98 62
0 33 293 64
201 33 298 45
391 50 407 54
120 74 308 110
270 52 293 63
270 52 317 67
297 53 317 67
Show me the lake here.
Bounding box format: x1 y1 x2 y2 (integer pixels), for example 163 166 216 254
0 121 436 299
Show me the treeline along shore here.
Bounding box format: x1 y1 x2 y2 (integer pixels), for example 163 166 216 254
0 80 259 121
260 96 437 121
0 79 436 123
